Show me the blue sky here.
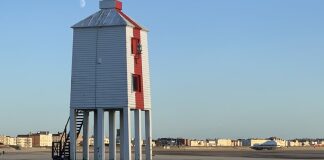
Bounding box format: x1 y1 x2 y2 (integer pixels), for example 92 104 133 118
0 0 323 139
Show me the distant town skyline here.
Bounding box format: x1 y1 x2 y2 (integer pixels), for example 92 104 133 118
3 131 324 149
0 0 324 139
2 130 324 141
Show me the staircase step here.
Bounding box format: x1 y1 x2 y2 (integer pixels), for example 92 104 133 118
53 111 85 159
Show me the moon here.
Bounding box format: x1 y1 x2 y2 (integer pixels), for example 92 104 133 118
80 0 86 8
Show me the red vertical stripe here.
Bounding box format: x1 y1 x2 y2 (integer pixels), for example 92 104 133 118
119 11 145 110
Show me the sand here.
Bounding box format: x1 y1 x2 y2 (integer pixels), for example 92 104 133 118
1 146 324 160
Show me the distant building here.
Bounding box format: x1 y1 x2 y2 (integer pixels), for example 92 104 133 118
302 141 311 146
29 131 53 147
143 140 156 147
232 139 242 147
156 138 176 146
1 135 32 148
16 137 32 148
52 132 64 143
156 138 243 147
206 140 216 147
189 140 205 147
89 137 95 146
242 137 287 147
104 137 109 145
205 139 242 147
156 138 189 147
288 140 302 147
76 135 83 146
0 135 5 145
53 132 83 146
88 136 109 146
242 138 267 147
316 139 324 146
269 137 287 147
216 139 232 147
0 136 17 146
291 139 314 147
288 139 324 147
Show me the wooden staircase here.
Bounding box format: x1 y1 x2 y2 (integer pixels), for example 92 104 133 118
52 110 84 160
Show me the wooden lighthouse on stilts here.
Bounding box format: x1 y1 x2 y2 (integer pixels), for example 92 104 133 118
52 0 152 159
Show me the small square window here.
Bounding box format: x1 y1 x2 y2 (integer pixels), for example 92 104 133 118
132 74 142 92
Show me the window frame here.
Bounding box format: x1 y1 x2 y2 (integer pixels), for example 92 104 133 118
131 37 141 55
132 74 142 92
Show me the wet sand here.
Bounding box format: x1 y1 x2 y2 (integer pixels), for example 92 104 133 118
155 149 324 159
1 147 324 160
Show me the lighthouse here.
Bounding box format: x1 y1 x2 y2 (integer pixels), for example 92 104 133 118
51 0 152 160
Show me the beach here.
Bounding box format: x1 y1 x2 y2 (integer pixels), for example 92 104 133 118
1 147 324 160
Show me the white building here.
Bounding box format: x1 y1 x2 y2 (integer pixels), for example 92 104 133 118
0 136 17 146
206 140 216 147
64 0 153 160
216 139 233 147
288 140 302 147
0 135 5 145
242 139 269 147
16 137 32 148
271 137 287 147
89 137 109 146
189 140 205 147
30 131 53 147
316 140 324 146
242 138 287 147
